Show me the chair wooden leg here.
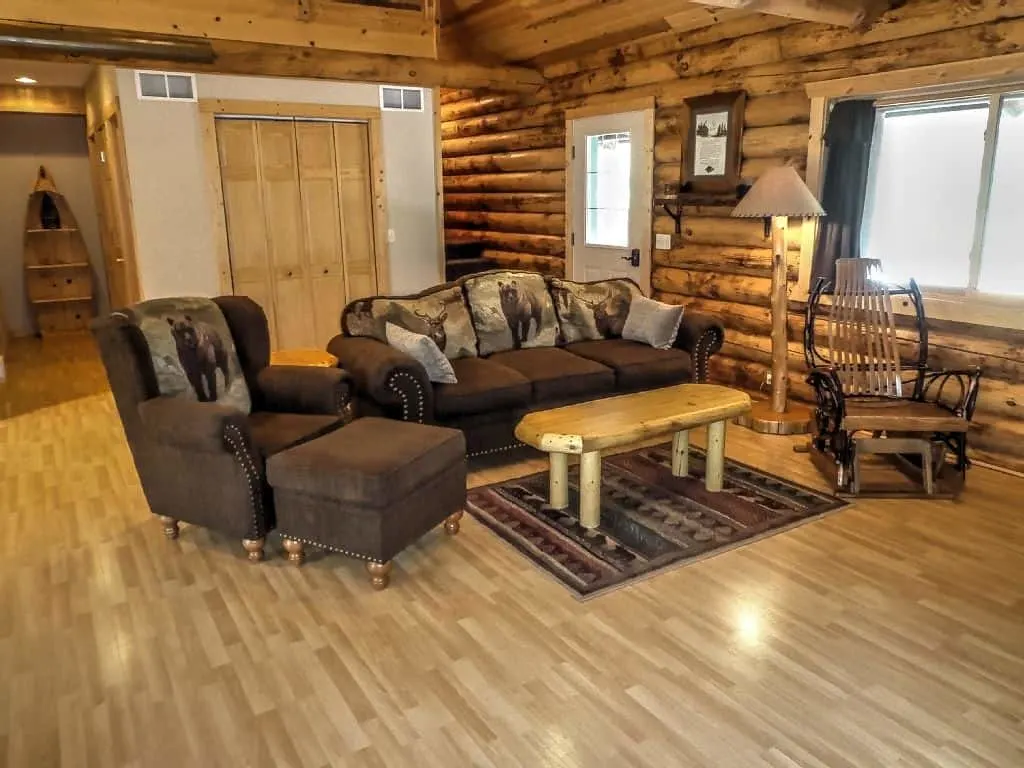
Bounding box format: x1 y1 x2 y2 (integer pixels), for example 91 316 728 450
242 538 265 562
283 538 305 566
921 447 935 496
158 515 179 539
366 561 392 590
444 510 464 536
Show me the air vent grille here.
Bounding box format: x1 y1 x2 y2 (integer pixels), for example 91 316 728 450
136 71 197 101
380 86 424 112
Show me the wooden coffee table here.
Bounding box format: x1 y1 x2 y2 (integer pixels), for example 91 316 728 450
515 384 752 530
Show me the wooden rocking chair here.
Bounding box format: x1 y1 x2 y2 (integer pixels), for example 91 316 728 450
804 258 982 497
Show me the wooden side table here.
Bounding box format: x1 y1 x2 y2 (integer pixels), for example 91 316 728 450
270 349 338 368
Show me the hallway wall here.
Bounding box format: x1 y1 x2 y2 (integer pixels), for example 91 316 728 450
0 114 108 337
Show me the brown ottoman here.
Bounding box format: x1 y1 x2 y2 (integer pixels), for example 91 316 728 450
266 417 467 589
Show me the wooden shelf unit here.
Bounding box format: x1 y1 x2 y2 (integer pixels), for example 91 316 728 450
22 167 96 335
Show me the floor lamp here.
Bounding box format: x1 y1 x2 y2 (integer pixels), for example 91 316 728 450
730 166 825 435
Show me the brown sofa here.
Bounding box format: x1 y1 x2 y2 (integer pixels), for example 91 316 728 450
327 272 725 459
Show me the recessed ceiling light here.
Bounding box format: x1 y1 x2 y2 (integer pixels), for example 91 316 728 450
15 76 37 85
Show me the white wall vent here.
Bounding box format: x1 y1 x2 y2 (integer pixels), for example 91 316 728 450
135 71 197 102
380 86 424 112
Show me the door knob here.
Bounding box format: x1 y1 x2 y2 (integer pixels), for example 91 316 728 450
621 248 641 267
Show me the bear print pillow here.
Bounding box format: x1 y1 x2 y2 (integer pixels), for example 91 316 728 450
462 271 559 356
117 297 252 413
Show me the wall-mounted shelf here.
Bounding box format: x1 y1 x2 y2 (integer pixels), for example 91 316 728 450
26 227 79 233
30 296 93 305
25 262 90 271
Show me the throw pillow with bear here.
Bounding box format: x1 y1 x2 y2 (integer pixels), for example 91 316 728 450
462 271 559 356
548 278 642 343
117 297 251 413
342 285 477 360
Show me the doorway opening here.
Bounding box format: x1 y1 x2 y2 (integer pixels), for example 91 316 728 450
566 104 655 293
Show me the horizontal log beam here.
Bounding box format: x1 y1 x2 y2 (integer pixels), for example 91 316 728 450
445 228 565 256
652 267 772 307
481 250 566 276
444 210 565 236
0 25 543 91
444 192 565 213
443 170 565 193
655 244 799 280
442 126 565 157
443 147 564 175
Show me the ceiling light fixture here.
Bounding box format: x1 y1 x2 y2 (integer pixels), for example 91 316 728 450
15 76 37 84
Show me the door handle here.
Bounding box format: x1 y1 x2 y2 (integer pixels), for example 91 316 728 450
621 248 641 267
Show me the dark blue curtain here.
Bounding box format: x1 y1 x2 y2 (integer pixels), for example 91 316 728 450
810 100 876 289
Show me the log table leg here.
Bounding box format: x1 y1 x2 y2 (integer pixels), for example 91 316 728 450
705 420 727 492
579 450 602 530
549 452 569 510
672 430 690 477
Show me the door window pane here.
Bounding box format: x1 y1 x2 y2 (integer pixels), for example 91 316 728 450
863 101 989 288
585 132 631 247
978 94 1024 296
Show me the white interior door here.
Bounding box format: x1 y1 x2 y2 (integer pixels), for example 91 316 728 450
568 109 654 292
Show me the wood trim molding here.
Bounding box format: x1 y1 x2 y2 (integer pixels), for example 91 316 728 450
367 114 391 294
198 111 234 295
198 99 381 121
431 86 446 284
805 52 1024 99
565 96 656 121
0 86 84 115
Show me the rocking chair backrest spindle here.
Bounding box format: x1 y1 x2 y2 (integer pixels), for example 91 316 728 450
827 258 903 398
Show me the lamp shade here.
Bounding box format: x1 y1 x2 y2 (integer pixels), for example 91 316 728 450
731 165 825 218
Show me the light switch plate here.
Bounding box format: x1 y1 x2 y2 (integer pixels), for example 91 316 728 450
387 228 397 244
655 233 672 250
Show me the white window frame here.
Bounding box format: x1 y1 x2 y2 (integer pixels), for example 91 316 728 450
796 53 1024 331
379 85 425 113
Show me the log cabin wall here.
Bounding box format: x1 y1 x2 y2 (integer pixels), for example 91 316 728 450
440 0 1024 473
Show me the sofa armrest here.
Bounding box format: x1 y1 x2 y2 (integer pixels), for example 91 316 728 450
138 397 248 454
256 366 353 417
674 312 725 383
326 335 433 423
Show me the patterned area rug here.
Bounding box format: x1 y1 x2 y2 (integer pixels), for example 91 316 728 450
466 444 849 599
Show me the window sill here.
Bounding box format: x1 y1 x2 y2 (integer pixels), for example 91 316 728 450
896 290 1024 331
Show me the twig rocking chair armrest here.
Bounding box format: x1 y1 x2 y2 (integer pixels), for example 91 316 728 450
256 366 354 417
138 397 251 454
327 335 434 423
673 312 725 383
918 368 983 420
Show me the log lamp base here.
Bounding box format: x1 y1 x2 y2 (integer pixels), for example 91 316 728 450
736 400 813 436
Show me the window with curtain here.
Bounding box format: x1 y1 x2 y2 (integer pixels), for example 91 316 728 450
862 88 1024 297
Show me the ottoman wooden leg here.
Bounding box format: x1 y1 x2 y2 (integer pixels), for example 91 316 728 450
444 510 464 536
242 538 265 562
705 420 727 492
366 561 393 590
158 515 179 540
283 538 305 566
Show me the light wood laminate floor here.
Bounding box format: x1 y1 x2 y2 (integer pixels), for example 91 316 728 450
1 335 1022 767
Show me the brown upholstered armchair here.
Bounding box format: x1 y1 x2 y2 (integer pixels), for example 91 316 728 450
92 296 354 560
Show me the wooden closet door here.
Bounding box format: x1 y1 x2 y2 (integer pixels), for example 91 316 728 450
333 122 380 301
256 120 314 350
215 119 278 345
295 121 346 347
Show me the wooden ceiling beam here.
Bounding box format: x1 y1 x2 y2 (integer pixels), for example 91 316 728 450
0 85 85 115
690 0 883 29
0 0 439 58
0 24 544 92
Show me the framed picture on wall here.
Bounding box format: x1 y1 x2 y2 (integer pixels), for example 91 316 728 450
683 91 746 193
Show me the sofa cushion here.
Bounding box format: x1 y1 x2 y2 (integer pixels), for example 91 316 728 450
266 417 465 506
343 285 477 360
433 357 532 418
248 412 342 457
489 347 615 402
462 271 559 355
622 295 685 350
565 339 693 389
549 278 642 343
385 323 457 384
119 296 252 413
